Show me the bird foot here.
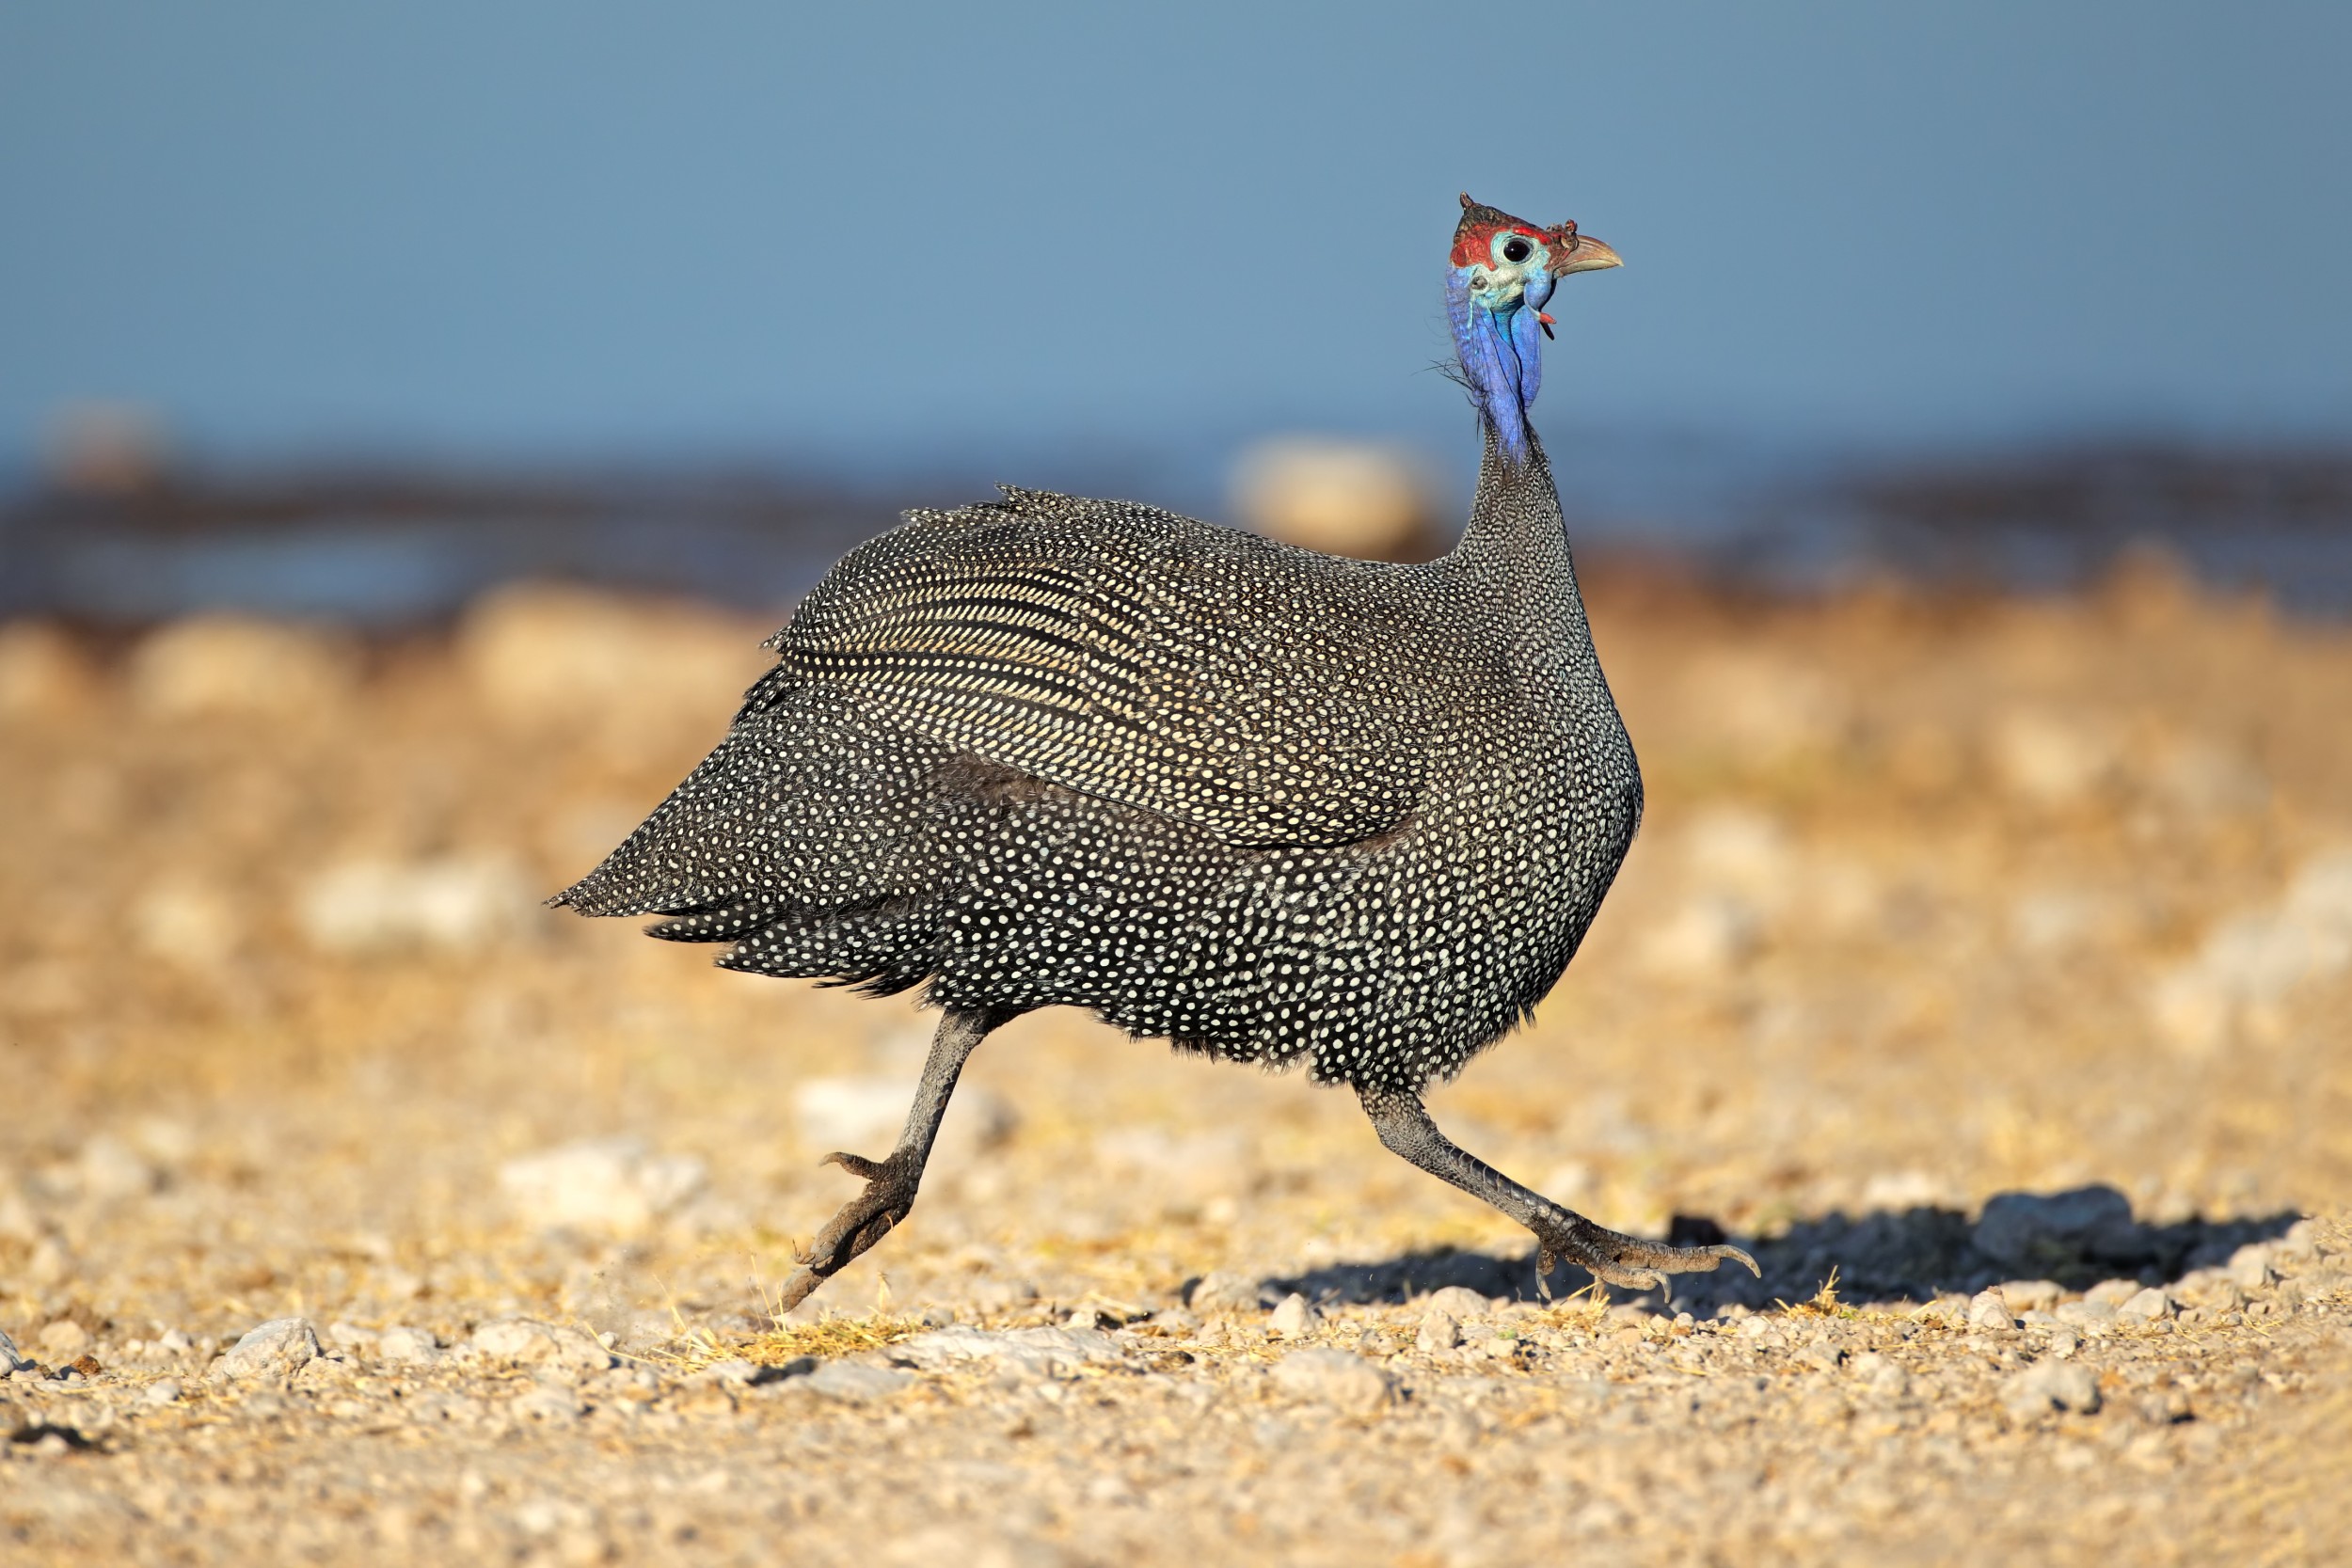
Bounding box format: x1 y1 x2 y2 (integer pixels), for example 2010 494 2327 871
771 1148 920 1311
1531 1210 1759 1302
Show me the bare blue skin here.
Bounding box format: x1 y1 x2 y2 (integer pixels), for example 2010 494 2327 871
1446 232 1563 467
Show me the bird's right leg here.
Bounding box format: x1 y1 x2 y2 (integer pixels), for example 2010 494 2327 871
772 1006 1011 1312
1358 1085 1758 1299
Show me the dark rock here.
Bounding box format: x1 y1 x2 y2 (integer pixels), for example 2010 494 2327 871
1974 1187 2144 1277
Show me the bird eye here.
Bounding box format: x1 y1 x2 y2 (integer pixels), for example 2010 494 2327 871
1502 236 1533 264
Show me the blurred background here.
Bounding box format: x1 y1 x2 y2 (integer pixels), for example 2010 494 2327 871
3 2 2350 616
3 0 2351 1394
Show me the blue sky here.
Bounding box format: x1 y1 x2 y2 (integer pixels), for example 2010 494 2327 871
4 2 2347 481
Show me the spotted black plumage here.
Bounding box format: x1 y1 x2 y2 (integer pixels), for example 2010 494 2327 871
556 194 1758 1307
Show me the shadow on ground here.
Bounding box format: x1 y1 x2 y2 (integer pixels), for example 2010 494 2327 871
1232 1185 2305 1312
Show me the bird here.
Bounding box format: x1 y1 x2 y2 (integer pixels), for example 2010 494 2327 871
556 192 1758 1310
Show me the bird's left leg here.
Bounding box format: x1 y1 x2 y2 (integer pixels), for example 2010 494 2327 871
1359 1085 1758 1300
773 1006 1011 1312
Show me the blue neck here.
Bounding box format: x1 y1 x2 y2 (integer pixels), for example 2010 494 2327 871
1447 268 1549 467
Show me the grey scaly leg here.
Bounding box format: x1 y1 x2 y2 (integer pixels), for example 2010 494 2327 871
1359 1085 1758 1299
773 1006 1011 1312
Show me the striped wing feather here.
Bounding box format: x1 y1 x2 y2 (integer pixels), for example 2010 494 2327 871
770 521 1422 847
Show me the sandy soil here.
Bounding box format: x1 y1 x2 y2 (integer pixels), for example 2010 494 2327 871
2 559 2348 1565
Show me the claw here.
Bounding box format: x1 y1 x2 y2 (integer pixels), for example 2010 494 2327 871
820 1150 888 1180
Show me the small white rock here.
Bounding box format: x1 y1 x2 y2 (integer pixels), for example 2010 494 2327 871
889 1325 1120 1381
1421 1286 1491 1322
376 1326 442 1366
508 1385 585 1423
142 1378 183 1406
2055 1299 2118 1333
1266 1293 1317 1338
801 1362 913 1403
215 1318 321 1381
1416 1311 1463 1353
1968 1290 2016 1332
1996 1279 2064 1313
1850 1354 1909 1397
1272 1349 1393 1416
2003 1360 2102 1419
2229 1243 2277 1291
465 1318 614 1371
0 1330 27 1374
326 1323 379 1354
1800 1340 1845 1373
2118 1287 2174 1323
1189 1272 1268 1314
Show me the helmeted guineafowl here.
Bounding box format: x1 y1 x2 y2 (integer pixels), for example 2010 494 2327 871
557 193 1758 1308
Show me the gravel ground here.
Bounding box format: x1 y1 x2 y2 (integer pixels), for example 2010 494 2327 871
2 562 2349 1565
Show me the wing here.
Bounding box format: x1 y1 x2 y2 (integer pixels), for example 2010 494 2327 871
761 492 1430 847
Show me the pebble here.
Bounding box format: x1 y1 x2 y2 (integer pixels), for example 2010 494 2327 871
326 1323 379 1354
2228 1244 2276 1291
377 1326 443 1366
2003 1361 2102 1420
1973 1186 2137 1273
465 1318 615 1372
2054 1300 2118 1332
2118 1287 2174 1323
1188 1272 1269 1314
1800 1340 1846 1373
1270 1349 1393 1416
1968 1291 2017 1332
215 1318 321 1381
1996 1280 2063 1313
509 1385 586 1424
801 1362 914 1404
1417 1310 1463 1353
890 1325 1121 1382
1266 1293 1318 1338
1421 1286 1492 1322
1849 1353 1909 1396
2045 1328 2081 1358
0 1329 28 1374
142 1378 183 1406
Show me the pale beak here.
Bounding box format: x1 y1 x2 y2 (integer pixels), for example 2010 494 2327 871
1550 233 1623 277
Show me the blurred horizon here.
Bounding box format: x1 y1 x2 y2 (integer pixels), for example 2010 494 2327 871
5 5 2350 620
7 6 2350 467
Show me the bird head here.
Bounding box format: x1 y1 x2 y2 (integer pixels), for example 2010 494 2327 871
1447 193 1622 466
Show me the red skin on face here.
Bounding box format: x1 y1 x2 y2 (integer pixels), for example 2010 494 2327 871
1449 222 1551 269
1451 194 1585 273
